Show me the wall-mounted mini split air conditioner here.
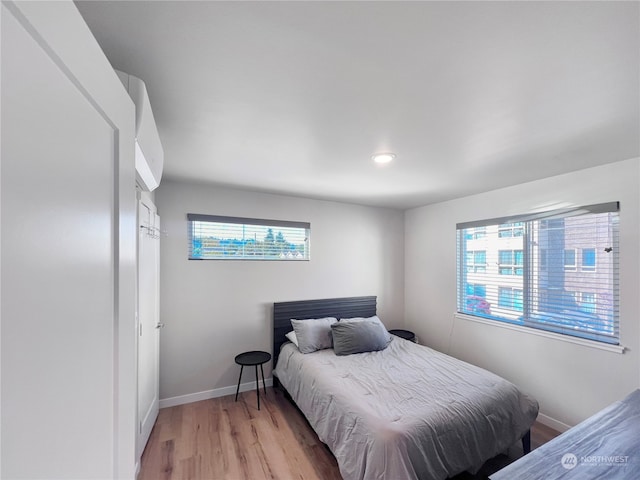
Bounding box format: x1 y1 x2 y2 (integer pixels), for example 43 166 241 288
116 70 164 192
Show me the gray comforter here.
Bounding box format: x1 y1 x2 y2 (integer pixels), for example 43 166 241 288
274 337 538 480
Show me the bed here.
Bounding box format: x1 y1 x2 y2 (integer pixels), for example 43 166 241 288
490 389 640 479
272 296 539 480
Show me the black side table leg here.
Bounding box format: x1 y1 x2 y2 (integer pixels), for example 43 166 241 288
255 365 260 410
235 365 244 402
260 363 267 394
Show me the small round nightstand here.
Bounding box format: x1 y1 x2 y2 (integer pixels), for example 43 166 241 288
389 329 416 343
234 350 271 410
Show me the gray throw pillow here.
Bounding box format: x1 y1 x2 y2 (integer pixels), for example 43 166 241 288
290 317 337 353
339 315 391 343
331 320 391 356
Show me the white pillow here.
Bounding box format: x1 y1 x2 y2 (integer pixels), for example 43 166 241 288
285 330 299 347
290 317 337 354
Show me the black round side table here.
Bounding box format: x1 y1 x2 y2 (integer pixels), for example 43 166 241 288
389 329 416 342
234 350 271 410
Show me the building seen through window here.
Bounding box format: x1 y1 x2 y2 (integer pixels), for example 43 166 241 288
457 205 619 344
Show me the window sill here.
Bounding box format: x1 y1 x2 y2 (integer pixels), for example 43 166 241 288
454 313 626 354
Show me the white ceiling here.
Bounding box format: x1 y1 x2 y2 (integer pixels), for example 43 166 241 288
76 1 639 209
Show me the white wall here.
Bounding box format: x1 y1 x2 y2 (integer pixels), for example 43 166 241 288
155 180 404 401
1 1 137 478
405 158 640 429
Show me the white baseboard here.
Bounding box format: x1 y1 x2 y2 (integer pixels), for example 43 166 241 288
159 377 274 409
537 412 572 433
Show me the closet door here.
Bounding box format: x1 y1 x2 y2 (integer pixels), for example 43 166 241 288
137 196 160 458
1 2 136 478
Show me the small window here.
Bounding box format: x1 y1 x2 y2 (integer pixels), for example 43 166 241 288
466 250 486 273
464 227 487 240
187 214 310 260
539 249 548 272
473 228 487 240
498 249 524 276
580 292 596 314
498 287 523 312
498 222 524 238
466 283 487 298
564 249 576 270
582 248 596 271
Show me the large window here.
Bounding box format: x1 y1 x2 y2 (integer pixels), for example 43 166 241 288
188 214 310 260
456 202 619 345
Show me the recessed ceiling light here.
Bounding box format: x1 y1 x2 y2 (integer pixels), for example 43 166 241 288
372 152 396 164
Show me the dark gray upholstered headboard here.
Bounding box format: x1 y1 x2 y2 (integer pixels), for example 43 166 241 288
272 296 377 369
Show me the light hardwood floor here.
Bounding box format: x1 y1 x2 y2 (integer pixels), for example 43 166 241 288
139 388 559 480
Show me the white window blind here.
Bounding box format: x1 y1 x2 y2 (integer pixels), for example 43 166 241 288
187 214 310 261
456 202 619 345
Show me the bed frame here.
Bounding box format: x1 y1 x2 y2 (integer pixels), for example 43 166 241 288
272 295 376 369
271 294 531 456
